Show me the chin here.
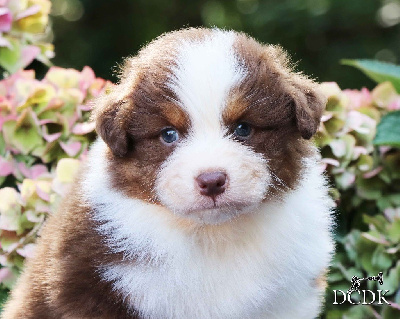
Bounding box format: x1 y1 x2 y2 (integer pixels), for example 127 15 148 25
2 28 334 319
178 202 260 225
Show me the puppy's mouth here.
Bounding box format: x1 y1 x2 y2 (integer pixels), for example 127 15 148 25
177 198 258 225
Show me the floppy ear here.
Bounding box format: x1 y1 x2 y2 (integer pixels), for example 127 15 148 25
263 45 327 140
289 79 327 140
92 92 131 158
91 57 140 157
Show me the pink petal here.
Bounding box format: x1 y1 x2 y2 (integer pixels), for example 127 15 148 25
319 162 327 173
79 104 92 112
343 88 372 109
36 185 50 202
79 66 96 92
42 131 61 143
0 7 12 33
16 162 47 179
388 98 400 110
15 5 41 20
16 243 36 258
30 164 48 179
352 146 368 160
360 87 372 102
39 119 57 125
59 141 81 157
33 204 51 214
321 158 340 167
67 112 79 130
17 162 31 178
21 46 40 68
0 268 13 283
363 166 383 179
72 122 95 135
0 157 13 176
379 146 392 155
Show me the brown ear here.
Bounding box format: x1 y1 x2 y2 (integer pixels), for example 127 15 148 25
92 57 141 157
263 45 327 140
92 93 131 157
290 80 327 140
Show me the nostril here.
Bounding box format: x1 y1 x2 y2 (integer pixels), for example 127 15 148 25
198 182 207 189
195 171 227 197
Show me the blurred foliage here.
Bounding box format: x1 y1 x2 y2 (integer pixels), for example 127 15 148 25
49 0 400 89
342 59 400 92
0 0 54 74
317 79 400 318
0 66 110 293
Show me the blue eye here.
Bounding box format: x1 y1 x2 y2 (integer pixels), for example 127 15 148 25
234 122 252 138
161 128 179 144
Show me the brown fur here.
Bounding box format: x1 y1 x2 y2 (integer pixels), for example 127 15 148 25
2 175 138 318
225 34 325 194
2 28 326 318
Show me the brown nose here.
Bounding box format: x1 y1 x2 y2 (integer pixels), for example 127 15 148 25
196 172 227 197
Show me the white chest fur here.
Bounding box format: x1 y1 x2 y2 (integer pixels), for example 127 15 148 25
83 140 333 319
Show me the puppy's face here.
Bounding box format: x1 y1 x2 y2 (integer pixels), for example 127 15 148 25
93 29 326 225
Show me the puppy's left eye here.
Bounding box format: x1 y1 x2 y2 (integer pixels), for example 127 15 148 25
161 128 179 144
233 122 252 139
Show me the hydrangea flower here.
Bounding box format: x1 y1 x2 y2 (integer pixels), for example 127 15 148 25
0 0 53 73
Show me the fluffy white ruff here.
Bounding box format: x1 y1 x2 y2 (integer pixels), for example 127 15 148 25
83 139 334 319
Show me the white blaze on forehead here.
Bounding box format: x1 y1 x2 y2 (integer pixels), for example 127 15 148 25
168 30 246 134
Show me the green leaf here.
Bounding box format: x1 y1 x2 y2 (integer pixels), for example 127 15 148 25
374 111 400 147
0 40 22 74
372 246 393 270
387 219 400 243
363 215 387 233
381 261 400 292
341 59 400 92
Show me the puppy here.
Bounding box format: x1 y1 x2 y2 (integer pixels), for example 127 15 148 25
2 28 334 319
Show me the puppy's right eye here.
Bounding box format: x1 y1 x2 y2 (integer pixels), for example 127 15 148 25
160 128 179 144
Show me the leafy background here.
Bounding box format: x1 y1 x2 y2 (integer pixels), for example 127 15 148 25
1 0 400 318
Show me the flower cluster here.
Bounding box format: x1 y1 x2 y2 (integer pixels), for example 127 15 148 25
318 82 400 317
0 66 110 288
0 0 53 73
317 81 400 213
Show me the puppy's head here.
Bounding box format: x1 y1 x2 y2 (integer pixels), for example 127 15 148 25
93 28 326 225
